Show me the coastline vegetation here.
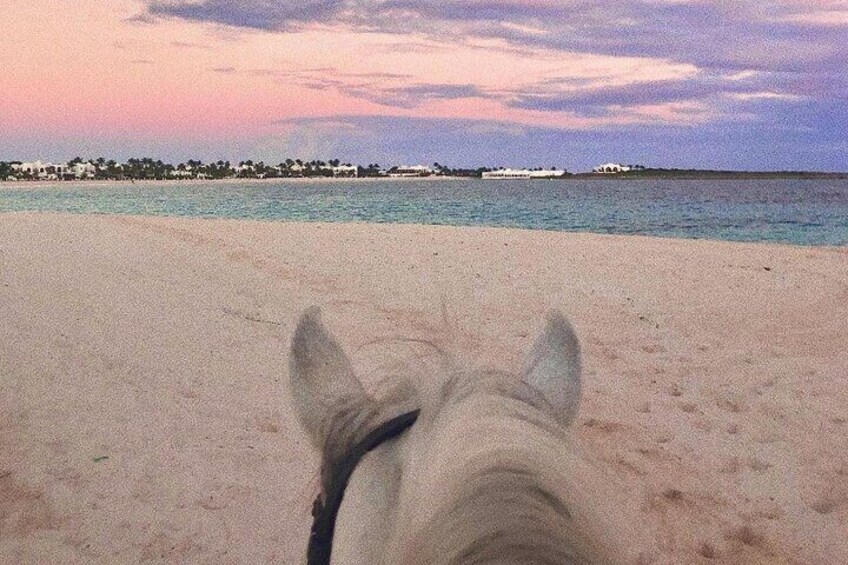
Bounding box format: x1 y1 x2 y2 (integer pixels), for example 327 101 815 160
1 158 845 182
0 157 487 182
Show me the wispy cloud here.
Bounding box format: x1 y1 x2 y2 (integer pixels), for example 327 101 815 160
139 1 848 73
171 40 212 49
146 0 346 30
306 80 492 109
206 64 482 109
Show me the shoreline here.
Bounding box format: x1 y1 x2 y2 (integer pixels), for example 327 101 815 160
3 172 847 186
2 209 845 249
0 176 468 190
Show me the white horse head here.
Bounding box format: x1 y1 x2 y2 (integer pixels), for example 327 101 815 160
289 307 644 564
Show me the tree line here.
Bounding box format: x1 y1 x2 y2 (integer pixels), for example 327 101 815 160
1 157 498 180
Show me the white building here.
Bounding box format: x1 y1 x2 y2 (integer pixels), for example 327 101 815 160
71 162 96 179
50 163 70 177
11 161 62 179
13 161 47 177
388 165 433 177
593 163 632 174
12 160 71 180
482 168 567 179
332 165 358 177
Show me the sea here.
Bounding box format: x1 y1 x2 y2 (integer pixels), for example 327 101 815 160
1 178 847 246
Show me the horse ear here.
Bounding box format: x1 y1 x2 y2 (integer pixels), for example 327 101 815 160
521 310 582 427
289 307 368 449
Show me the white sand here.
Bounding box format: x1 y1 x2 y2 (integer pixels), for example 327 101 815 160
1 212 846 564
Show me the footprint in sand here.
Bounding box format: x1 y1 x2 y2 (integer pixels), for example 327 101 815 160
724 524 764 549
718 456 772 475
256 417 280 433
581 418 629 434
697 541 718 559
809 497 839 515
719 457 742 474
747 458 772 473
715 396 746 414
680 401 698 414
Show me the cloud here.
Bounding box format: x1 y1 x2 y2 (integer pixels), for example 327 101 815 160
140 1 848 74
146 0 346 30
505 68 828 118
210 64 488 108
171 40 212 49
309 81 492 108
125 12 159 25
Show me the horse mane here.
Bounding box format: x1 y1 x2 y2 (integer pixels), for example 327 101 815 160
317 360 632 564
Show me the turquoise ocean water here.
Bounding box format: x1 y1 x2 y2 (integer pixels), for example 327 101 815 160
1 178 846 246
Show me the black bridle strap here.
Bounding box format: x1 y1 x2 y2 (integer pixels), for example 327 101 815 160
307 409 420 565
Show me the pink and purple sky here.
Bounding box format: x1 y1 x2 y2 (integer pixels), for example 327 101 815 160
2 0 846 170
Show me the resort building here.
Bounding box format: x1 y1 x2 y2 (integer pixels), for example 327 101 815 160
388 165 433 177
592 163 645 174
593 163 630 173
12 161 47 177
11 160 85 180
482 168 567 179
331 165 358 177
71 162 96 179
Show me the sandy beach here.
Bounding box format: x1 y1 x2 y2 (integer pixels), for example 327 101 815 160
1 212 846 564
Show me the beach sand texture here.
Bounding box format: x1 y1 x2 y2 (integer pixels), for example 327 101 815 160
1 212 846 564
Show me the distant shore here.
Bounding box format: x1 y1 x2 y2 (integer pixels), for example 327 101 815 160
3 170 847 184
570 169 848 180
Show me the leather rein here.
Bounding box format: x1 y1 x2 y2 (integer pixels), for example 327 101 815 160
307 409 420 565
